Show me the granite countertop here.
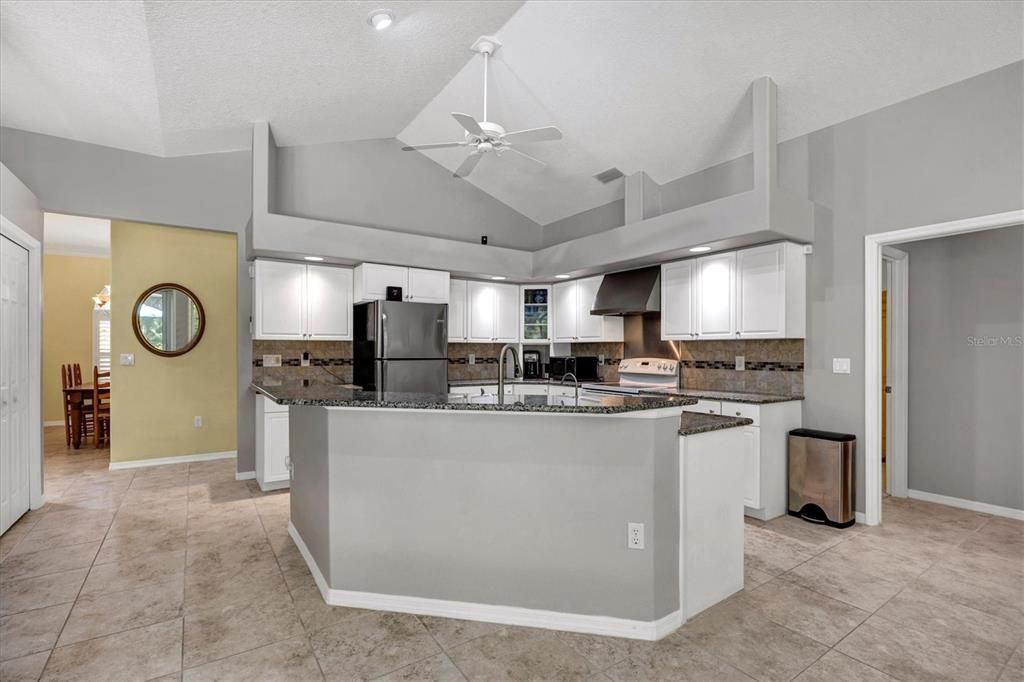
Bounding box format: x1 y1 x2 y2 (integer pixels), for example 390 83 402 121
641 387 804 404
448 378 558 387
679 412 754 436
251 380 695 414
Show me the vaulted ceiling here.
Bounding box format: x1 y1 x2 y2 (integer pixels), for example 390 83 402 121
2 0 1021 226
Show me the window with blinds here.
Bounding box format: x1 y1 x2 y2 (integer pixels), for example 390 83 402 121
93 308 111 373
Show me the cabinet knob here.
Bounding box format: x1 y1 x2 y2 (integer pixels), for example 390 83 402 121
736 411 742 416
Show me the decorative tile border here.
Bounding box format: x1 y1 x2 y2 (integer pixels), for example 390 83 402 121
679 360 803 372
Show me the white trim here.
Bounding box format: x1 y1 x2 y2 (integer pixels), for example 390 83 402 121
882 246 909 499
908 489 1024 521
109 450 236 470
43 246 110 259
319 404 686 420
864 210 1024 526
234 470 256 481
0 216 44 511
288 521 680 641
43 420 64 427
855 511 867 525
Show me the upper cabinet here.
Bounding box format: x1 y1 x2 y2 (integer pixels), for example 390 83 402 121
448 279 468 342
552 276 624 342
467 280 518 343
353 263 449 304
661 242 806 340
520 286 551 343
253 260 353 340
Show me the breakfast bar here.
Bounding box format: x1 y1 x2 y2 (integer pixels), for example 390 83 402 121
252 380 751 641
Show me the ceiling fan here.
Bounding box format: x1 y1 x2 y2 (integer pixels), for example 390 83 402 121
401 36 563 178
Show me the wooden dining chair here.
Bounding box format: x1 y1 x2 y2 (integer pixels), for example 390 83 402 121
61 362 94 446
92 365 111 448
60 364 74 446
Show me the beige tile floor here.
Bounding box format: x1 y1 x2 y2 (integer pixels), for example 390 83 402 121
0 427 1021 681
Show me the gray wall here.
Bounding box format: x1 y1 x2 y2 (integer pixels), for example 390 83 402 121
899 227 1023 510
0 128 257 474
0 163 43 241
274 137 543 250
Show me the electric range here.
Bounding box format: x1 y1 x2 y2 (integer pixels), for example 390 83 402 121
580 357 679 396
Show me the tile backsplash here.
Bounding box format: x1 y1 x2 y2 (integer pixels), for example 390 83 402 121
674 339 804 396
569 342 624 383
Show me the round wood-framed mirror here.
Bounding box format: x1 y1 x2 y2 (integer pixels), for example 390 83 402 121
131 283 206 357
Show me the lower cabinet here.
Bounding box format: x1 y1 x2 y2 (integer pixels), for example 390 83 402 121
255 396 291 491
682 399 802 519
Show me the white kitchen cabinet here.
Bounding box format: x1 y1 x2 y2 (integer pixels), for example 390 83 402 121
353 263 449 304
520 286 552 342
467 280 518 343
735 242 806 338
740 426 761 509
449 279 468 342
661 259 696 339
551 277 623 342
255 396 290 491
254 260 353 341
695 252 736 338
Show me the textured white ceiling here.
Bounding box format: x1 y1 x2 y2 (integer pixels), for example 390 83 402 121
399 0 1024 224
2 0 1021 225
43 212 111 257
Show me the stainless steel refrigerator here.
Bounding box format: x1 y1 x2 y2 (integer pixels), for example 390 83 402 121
353 301 448 393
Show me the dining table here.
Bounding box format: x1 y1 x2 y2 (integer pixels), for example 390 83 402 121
62 382 111 449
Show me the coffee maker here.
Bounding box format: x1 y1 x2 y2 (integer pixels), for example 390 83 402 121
523 350 542 379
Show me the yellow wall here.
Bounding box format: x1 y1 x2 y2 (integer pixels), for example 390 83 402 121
111 221 237 462
42 254 111 423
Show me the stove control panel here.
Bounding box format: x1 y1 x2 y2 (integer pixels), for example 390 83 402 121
618 358 678 376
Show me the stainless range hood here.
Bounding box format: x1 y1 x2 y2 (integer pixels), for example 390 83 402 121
589 266 660 316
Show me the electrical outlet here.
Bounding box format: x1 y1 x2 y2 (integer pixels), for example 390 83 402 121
468 353 476 365
263 354 282 368
832 358 851 374
735 355 745 371
598 354 605 364
627 522 645 550
301 351 310 368
193 416 203 428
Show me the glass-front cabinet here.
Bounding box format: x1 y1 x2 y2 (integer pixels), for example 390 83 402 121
520 285 551 342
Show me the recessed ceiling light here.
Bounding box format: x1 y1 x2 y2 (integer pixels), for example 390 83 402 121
689 246 712 253
303 256 325 261
490 276 507 281
367 9 394 30
555 274 571 279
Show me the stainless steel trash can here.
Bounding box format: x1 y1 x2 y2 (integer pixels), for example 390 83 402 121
788 429 856 528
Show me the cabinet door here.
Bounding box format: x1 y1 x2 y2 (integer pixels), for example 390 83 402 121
741 426 761 509
306 265 353 340
521 286 551 342
448 280 468 342
696 253 736 338
467 281 496 342
661 260 696 339
356 263 408 302
552 282 577 341
408 268 450 303
736 244 785 338
254 260 306 339
575 276 605 340
264 412 291 483
494 284 519 342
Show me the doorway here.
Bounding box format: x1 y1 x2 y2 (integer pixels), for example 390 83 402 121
881 247 908 499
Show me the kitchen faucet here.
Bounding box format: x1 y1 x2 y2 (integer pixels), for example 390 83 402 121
560 372 579 405
497 344 521 405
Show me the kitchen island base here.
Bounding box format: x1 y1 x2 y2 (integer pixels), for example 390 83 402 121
287 404 745 641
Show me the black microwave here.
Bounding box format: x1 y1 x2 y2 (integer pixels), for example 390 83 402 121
549 356 600 381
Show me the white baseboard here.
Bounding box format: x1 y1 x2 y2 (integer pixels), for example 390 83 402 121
109 450 236 470
287 521 679 641
907 489 1024 521
855 511 869 525
235 471 256 481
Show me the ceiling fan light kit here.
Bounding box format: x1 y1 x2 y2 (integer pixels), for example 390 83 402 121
401 35 564 178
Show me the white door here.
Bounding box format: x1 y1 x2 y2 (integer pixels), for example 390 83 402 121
552 281 577 341
575 276 604 340
467 281 496 342
736 243 785 338
0 236 31 535
661 260 696 339
696 253 736 338
306 265 353 340
493 284 519 342
741 426 761 509
263 412 291 483
408 268 450 303
254 260 306 339
448 280 467 342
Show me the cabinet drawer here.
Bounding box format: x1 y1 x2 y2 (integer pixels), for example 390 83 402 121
721 401 760 426
261 395 289 414
683 399 721 415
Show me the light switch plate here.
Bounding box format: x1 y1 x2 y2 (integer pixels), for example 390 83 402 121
119 353 135 366
262 354 282 368
468 354 476 365
735 355 745 371
832 358 851 374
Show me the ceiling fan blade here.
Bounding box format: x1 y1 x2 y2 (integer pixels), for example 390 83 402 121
501 126 563 144
401 142 466 151
505 146 547 168
453 152 482 178
451 112 484 137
